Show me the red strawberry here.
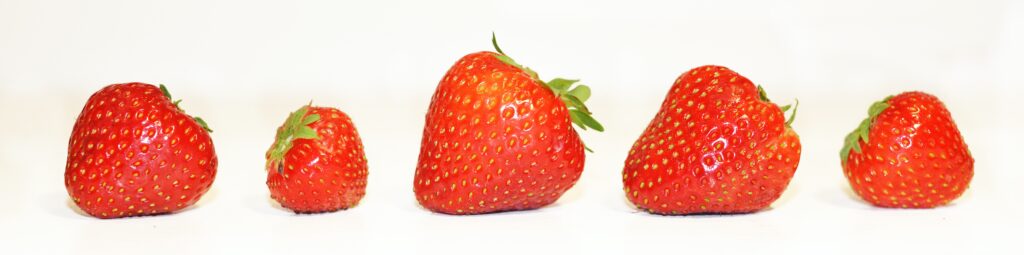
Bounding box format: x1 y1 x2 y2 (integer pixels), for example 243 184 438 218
413 34 603 215
266 105 368 213
65 83 217 219
623 65 801 215
841 92 973 208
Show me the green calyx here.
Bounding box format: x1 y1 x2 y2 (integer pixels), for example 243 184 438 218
159 84 213 133
267 104 321 174
756 85 799 127
490 33 604 152
840 95 893 164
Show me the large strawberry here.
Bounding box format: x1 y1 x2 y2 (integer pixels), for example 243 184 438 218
65 83 217 219
623 65 801 215
265 104 368 213
840 92 973 208
413 34 603 215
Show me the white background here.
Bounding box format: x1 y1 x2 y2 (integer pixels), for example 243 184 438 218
1 0 1022 254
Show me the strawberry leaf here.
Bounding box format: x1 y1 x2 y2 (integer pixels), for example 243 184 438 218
562 94 591 114
193 117 213 133
569 111 587 130
784 99 799 127
302 113 321 125
267 104 322 174
568 85 591 102
491 32 505 55
758 85 798 127
757 85 771 102
858 119 871 143
160 84 173 99
570 109 604 132
295 126 319 140
840 95 893 164
547 78 577 93
494 54 517 67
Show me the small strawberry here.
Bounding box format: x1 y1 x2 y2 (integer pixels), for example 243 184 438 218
65 83 217 219
841 92 973 208
623 65 801 215
413 34 603 215
265 105 368 213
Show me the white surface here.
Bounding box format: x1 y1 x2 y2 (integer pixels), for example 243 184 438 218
1 0 1022 254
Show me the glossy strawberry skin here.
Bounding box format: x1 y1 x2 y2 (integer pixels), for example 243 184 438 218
623 65 801 215
842 92 973 208
266 106 368 213
414 52 586 215
64 83 217 219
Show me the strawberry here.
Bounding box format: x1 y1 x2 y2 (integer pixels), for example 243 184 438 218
265 105 368 213
64 83 217 219
840 92 973 208
622 65 801 215
413 34 603 215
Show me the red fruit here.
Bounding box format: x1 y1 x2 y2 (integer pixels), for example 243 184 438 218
841 92 973 208
65 83 217 219
413 35 603 215
265 105 368 213
623 65 801 215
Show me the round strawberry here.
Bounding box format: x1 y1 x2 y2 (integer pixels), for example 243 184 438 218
65 83 217 219
413 34 603 215
623 65 801 215
841 91 973 208
266 105 368 213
